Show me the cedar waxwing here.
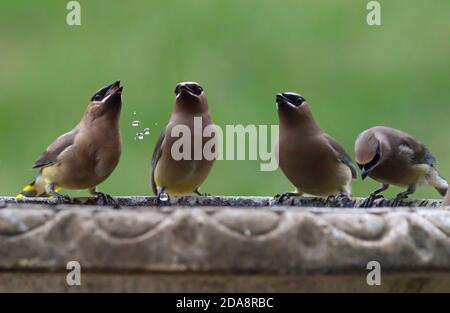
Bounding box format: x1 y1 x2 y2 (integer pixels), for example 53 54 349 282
150 82 216 200
17 81 123 206
355 126 448 207
275 92 357 202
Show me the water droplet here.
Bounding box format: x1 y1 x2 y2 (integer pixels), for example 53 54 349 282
133 111 137 115
137 132 144 140
131 120 140 127
159 192 169 202
143 128 150 135
244 228 252 236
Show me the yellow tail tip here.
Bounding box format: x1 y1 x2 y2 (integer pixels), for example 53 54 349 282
22 184 36 192
16 194 25 198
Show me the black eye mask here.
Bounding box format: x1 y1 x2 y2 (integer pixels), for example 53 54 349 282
174 84 203 96
277 93 306 107
190 85 203 95
358 145 381 171
91 86 109 101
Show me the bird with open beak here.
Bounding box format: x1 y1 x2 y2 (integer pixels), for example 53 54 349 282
275 92 357 202
150 82 216 201
17 81 123 206
355 126 448 207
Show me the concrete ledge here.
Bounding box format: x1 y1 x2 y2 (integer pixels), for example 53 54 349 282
1 272 449 292
0 195 444 208
0 196 449 292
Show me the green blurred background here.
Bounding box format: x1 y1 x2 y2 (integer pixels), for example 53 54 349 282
1 0 449 199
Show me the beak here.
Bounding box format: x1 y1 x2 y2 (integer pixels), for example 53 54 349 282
178 84 196 96
103 81 122 101
276 93 295 111
361 168 368 180
107 81 122 95
100 81 122 105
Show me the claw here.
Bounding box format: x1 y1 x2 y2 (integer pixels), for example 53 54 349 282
337 194 351 201
95 192 119 209
273 192 297 205
392 195 407 207
52 193 71 204
391 191 411 207
195 190 210 197
336 194 352 206
360 193 384 208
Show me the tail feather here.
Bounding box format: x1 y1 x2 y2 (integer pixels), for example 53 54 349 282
17 176 49 198
427 168 448 197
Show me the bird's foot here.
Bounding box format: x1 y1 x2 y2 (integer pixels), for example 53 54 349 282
327 194 350 201
95 192 119 209
392 194 408 207
326 194 351 207
273 192 297 204
337 194 351 201
336 194 352 204
360 193 384 208
157 192 170 206
51 192 71 205
194 190 210 197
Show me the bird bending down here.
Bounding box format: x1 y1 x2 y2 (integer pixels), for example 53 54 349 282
275 92 357 203
17 81 123 207
355 126 448 207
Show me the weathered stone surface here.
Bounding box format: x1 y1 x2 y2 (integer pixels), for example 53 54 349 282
0 195 443 208
0 209 54 236
213 209 280 236
1 272 448 292
0 196 449 292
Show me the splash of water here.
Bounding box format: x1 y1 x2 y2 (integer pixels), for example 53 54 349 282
136 132 144 140
159 192 169 202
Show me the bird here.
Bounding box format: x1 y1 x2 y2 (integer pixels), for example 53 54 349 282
355 126 448 207
150 82 216 201
17 81 123 206
275 92 357 203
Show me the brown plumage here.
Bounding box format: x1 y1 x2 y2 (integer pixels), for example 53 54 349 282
150 82 216 199
355 126 448 207
275 92 357 201
18 81 123 205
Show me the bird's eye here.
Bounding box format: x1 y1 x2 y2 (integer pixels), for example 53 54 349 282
93 94 103 101
297 97 305 105
195 86 203 95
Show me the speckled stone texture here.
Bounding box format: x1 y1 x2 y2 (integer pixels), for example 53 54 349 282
0 196 449 292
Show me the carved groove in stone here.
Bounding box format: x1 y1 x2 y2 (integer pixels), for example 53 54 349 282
0 196 449 277
95 211 165 238
0 209 55 236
